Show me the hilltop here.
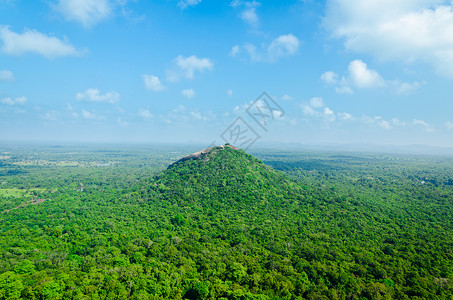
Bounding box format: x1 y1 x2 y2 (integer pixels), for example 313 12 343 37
148 145 305 210
168 144 239 167
0 145 452 299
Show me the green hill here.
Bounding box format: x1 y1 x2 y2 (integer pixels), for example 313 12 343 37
149 145 305 209
0 145 452 299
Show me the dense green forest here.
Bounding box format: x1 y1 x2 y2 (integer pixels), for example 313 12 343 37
0 143 452 299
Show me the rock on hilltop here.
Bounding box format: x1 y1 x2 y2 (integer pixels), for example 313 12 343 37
169 144 239 168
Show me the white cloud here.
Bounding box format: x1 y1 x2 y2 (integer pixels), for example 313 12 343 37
324 59 420 94
42 110 60 121
301 97 406 130
324 107 333 115
0 70 14 81
338 112 353 120
138 108 152 118
392 118 406 126
117 117 129 127
190 111 202 120
165 104 214 122
0 96 27 105
230 45 240 57
233 102 250 114
301 97 334 123
347 59 385 88
309 97 324 108
300 96 435 133
268 34 299 59
167 55 214 81
301 100 336 125
182 88 195 99
281 94 294 101
241 7 259 27
335 86 353 94
53 0 112 27
0 26 83 58
178 0 202 9
76 88 119 104
394 81 422 95
227 89 233 97
81 109 103 120
445 121 453 130
323 0 453 78
231 1 261 27
412 118 432 131
302 104 317 116
143 74 165 91
378 119 391 130
233 34 300 62
65 103 79 118
320 71 338 85
363 116 392 130
173 104 185 113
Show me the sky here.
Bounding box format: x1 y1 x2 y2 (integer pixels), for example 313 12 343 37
1 0 453 148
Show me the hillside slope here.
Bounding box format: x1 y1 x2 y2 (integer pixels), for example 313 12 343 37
0 146 452 299
148 145 305 209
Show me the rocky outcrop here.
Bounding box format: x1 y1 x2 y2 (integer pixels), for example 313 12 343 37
169 144 239 168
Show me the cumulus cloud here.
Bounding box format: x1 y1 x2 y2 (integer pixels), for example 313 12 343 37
347 59 385 88
230 45 240 57
0 96 27 105
320 71 337 85
42 110 60 121
65 103 79 118
190 111 203 120
301 97 409 130
76 88 120 104
165 104 214 123
338 112 353 120
182 88 195 99
362 115 392 130
322 59 420 94
323 0 453 78
394 81 423 95
309 97 324 108
0 26 83 58
301 97 336 123
302 104 317 116
232 34 299 62
81 109 103 120
0 70 14 81
268 34 299 59
178 0 202 9
143 74 165 91
392 118 406 126
166 55 214 82
53 0 112 27
138 108 152 118
227 89 233 97
412 118 433 131
231 1 260 27
240 7 259 26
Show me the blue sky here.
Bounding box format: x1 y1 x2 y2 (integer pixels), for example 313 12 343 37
1 0 453 147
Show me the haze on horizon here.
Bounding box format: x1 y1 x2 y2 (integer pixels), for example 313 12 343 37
1 1 453 148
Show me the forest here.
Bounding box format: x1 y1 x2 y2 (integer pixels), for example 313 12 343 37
0 143 452 299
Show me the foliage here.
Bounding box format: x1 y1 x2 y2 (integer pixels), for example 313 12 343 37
0 144 452 299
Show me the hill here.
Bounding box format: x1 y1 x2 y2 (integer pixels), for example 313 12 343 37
0 145 452 299
149 144 305 210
